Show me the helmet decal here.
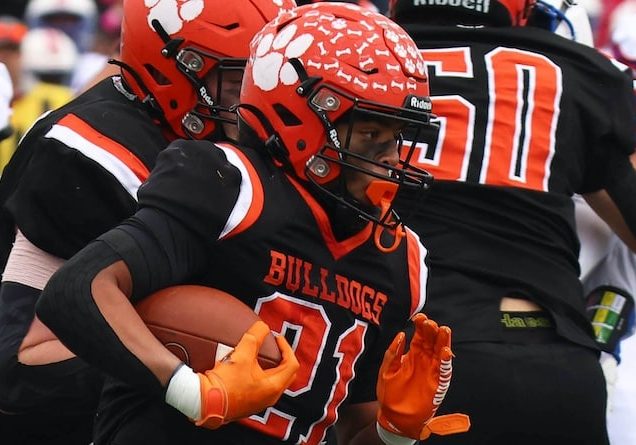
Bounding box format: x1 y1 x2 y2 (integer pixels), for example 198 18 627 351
145 0 205 35
252 24 314 91
249 5 425 97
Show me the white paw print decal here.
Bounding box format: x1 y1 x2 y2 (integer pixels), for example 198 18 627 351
249 4 426 95
145 0 204 35
252 24 315 92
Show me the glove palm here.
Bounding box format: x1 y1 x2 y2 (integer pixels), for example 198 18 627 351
377 313 470 440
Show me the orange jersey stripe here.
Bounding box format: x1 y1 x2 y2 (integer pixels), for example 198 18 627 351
215 143 264 239
286 174 372 261
57 114 150 182
405 227 428 316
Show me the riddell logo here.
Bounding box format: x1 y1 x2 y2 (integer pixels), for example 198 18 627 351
407 95 432 112
413 0 490 13
199 86 215 107
328 128 341 149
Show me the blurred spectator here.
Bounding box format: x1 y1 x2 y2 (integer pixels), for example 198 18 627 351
593 0 624 48
0 28 76 172
71 2 122 93
21 28 78 88
0 16 26 99
0 63 12 142
24 0 98 54
578 0 604 33
527 0 595 45
70 2 121 92
577 190 636 445
0 17 27 170
606 0 636 76
96 0 121 13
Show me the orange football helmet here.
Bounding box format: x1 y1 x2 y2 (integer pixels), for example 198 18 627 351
119 0 296 141
239 3 435 228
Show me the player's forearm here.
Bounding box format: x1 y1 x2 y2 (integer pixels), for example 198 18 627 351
36 240 174 395
90 263 182 386
583 189 636 253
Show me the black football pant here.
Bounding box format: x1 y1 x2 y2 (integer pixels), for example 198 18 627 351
423 324 609 445
0 281 103 445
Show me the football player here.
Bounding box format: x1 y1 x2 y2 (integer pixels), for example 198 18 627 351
0 0 295 443
586 2 636 442
36 3 470 445
389 0 636 442
529 0 636 435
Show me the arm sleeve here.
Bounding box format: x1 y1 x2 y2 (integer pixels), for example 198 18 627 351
136 139 243 242
580 66 636 193
603 149 636 236
35 140 244 396
35 213 208 397
35 235 167 396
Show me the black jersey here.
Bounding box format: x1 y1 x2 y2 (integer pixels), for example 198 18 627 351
93 140 429 445
0 76 169 418
0 76 168 266
394 25 636 347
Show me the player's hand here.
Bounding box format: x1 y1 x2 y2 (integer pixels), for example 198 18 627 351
376 313 470 441
165 320 298 429
196 320 299 429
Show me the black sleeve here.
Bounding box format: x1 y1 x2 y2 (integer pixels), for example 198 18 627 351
4 134 138 259
35 140 244 396
35 236 167 396
136 139 243 242
603 150 636 236
607 69 636 157
100 208 211 302
35 207 211 396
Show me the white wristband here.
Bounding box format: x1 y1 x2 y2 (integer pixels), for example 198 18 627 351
376 422 417 445
165 364 201 420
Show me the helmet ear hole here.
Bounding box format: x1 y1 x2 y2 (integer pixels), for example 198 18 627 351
144 64 171 86
273 104 303 127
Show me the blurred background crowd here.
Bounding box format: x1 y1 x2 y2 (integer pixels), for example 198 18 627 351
0 0 122 170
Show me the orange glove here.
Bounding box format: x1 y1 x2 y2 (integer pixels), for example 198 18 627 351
376 313 470 441
166 320 299 429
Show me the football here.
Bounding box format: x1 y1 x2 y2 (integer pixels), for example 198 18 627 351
135 285 281 372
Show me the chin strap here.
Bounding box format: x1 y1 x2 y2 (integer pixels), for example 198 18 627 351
366 181 405 253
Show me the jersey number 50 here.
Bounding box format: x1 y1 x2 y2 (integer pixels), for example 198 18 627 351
411 46 563 192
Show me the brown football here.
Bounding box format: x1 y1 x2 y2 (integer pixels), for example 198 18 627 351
135 285 281 372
